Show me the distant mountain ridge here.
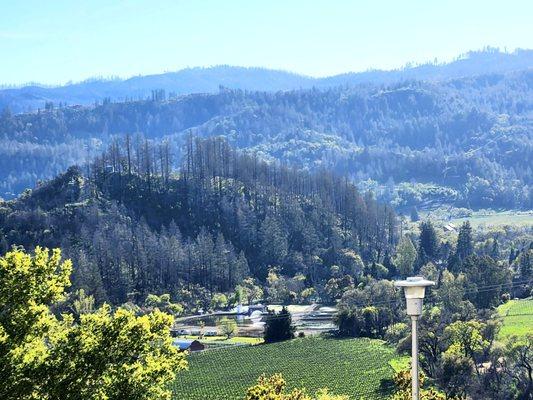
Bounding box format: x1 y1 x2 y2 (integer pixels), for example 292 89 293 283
1 48 531 113
1 67 531 209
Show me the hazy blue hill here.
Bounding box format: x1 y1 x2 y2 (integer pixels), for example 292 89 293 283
0 66 315 113
319 48 533 86
1 48 531 113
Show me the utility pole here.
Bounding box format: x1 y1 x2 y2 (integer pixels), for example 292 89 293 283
395 277 435 400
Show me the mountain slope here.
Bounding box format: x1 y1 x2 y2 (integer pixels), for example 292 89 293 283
0 66 315 114
0 138 397 305
1 48 531 113
1 68 531 209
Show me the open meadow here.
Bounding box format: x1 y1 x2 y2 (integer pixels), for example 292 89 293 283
171 336 404 400
451 211 533 229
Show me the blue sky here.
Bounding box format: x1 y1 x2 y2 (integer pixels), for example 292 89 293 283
1 0 531 85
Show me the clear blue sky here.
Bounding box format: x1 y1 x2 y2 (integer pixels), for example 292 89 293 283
1 0 531 85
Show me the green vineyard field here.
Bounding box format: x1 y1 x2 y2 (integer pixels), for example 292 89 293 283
497 298 533 339
172 336 400 400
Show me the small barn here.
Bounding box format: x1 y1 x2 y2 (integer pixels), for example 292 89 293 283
174 339 205 352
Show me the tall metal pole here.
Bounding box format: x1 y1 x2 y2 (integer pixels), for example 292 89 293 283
411 315 419 400
395 277 434 400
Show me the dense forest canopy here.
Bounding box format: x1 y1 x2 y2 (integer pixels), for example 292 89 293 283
1 64 531 209
0 137 397 305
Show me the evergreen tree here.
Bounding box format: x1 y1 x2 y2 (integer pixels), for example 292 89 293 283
259 215 288 271
418 221 439 265
516 249 532 282
490 239 500 259
0 234 7 255
264 306 295 343
455 221 473 262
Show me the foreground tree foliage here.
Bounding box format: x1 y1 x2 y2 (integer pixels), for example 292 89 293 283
245 374 348 400
0 247 186 400
390 370 444 400
500 335 533 400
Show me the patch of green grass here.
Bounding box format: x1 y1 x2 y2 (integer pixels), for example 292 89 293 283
389 356 410 372
497 298 533 339
451 211 533 229
172 337 399 400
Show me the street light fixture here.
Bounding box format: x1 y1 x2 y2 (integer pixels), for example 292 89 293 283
395 276 435 400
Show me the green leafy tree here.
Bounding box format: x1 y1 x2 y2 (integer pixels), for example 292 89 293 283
338 249 365 277
384 322 409 344
462 255 511 309
0 247 186 400
390 369 444 400
324 275 354 303
395 236 417 277
246 374 309 400
437 353 473 400
335 305 393 339
0 247 73 399
266 269 292 304
513 248 532 295
237 277 264 305
444 320 490 378
445 320 490 357
144 293 184 315
503 334 533 399
210 293 229 310
218 316 238 339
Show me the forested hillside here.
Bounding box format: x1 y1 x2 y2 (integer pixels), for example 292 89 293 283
0 137 397 306
1 66 531 209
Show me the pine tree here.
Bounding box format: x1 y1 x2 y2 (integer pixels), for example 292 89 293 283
455 221 473 261
259 215 288 270
418 221 438 265
490 239 500 259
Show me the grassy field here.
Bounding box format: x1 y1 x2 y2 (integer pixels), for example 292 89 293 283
450 211 533 228
172 336 401 400
497 298 533 339
178 335 263 345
